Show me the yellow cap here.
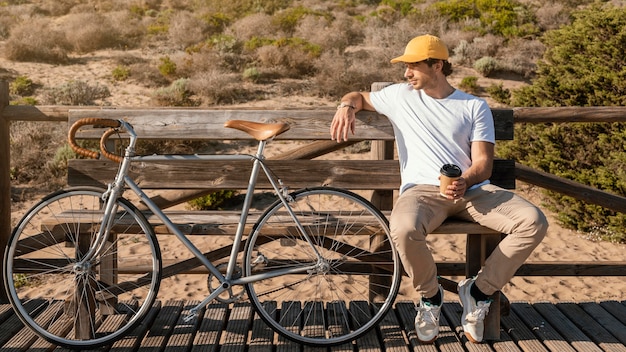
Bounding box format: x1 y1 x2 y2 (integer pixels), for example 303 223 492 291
390 34 449 63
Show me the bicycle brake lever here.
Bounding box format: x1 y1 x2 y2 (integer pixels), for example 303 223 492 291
278 180 292 201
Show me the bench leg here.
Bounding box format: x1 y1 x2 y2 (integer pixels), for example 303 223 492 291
466 234 501 341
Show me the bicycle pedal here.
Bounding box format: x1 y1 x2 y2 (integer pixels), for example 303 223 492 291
183 311 198 323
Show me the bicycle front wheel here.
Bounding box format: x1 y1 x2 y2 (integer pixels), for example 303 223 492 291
4 187 161 349
243 187 401 346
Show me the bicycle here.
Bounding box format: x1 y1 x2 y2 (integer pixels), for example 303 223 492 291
4 117 401 349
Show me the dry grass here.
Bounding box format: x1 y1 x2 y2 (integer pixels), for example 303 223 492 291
0 0 601 197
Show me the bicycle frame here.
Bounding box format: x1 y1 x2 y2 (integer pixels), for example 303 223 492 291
82 120 325 318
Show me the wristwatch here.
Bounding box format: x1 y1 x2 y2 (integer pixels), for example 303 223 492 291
337 102 356 110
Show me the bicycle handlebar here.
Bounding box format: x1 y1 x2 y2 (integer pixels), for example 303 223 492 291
68 118 124 163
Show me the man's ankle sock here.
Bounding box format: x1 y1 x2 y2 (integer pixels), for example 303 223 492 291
470 282 490 302
424 290 442 306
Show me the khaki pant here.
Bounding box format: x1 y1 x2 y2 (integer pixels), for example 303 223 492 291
390 184 548 298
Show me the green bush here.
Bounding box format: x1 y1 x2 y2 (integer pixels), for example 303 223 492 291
112 65 131 81
9 75 33 96
152 78 198 106
473 56 499 77
187 190 238 210
158 56 177 77
486 83 511 105
243 67 261 82
432 0 538 37
459 76 479 94
502 4 626 242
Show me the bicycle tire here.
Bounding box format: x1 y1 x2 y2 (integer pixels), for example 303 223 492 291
4 187 161 349
243 187 401 346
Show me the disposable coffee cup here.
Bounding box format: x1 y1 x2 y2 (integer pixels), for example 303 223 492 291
440 164 462 197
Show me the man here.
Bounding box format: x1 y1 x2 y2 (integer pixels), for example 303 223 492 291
329 34 548 344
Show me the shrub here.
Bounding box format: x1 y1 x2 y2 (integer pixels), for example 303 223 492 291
9 76 34 96
4 18 71 64
9 121 66 189
242 67 261 82
112 66 131 81
187 190 238 210
42 80 111 105
188 70 251 105
459 76 479 94
431 0 538 37
503 4 626 242
168 10 206 49
497 38 544 77
61 12 126 53
271 6 331 35
48 144 77 177
486 83 511 105
152 78 198 106
473 56 499 77
158 56 177 77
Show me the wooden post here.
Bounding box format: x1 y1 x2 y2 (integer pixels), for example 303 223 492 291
0 81 10 303
369 82 395 211
369 82 395 300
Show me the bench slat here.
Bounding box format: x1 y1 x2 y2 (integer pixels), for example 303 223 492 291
40 210 502 236
68 159 515 190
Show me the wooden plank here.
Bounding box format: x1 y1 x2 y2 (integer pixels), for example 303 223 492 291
556 302 626 351
510 303 576 352
165 301 203 352
139 299 184 349
532 302 602 352
513 106 626 123
2 301 64 351
435 307 465 352
249 301 276 352
109 301 162 351
516 162 626 214
191 302 228 352
0 300 54 348
499 308 549 352
372 302 408 352
221 302 253 352
581 302 626 345
67 108 514 141
40 210 503 236
490 327 523 352
350 301 382 351
276 301 302 352
68 159 401 190
67 159 514 190
79 313 132 352
326 301 352 352
68 109 394 141
599 300 626 325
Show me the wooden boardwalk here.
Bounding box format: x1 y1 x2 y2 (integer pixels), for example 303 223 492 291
1 300 625 352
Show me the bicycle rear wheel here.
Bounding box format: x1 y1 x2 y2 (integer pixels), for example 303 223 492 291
243 187 401 346
4 187 161 349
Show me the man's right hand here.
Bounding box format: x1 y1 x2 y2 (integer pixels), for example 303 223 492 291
330 103 356 142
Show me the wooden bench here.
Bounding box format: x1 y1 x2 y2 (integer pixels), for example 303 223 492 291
65 103 515 341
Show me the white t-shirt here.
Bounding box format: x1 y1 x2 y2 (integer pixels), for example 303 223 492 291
370 83 495 193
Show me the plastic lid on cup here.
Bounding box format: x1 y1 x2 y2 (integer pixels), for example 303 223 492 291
440 164 462 177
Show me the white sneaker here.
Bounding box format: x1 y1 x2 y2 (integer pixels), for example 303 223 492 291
458 278 492 343
414 286 443 344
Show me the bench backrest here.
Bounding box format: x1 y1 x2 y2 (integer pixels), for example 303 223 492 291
67 108 514 191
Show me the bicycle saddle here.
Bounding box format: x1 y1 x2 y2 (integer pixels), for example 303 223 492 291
224 120 291 141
